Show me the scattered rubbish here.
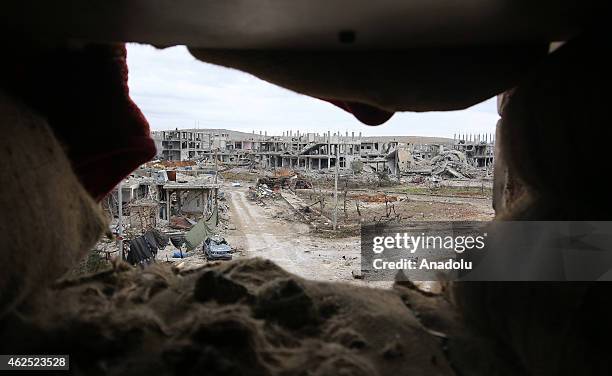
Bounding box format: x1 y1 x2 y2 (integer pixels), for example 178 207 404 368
169 234 186 248
294 178 313 189
169 216 193 230
126 229 168 266
409 149 483 179
146 160 197 169
172 250 192 258
354 193 398 203
249 183 276 200
257 176 293 190
92 130 493 281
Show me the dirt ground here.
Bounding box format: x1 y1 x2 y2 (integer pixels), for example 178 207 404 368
293 186 493 229
81 170 494 290
219 178 493 287
97 170 495 288
224 185 363 283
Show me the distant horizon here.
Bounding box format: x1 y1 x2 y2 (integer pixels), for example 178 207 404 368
150 126 496 141
128 44 499 138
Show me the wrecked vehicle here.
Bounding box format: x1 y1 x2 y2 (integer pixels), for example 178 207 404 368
202 236 232 260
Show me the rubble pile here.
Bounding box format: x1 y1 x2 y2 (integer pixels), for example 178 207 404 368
430 150 475 178
145 159 197 169
299 169 384 188
257 176 293 190
248 184 277 201
294 178 313 189
169 215 195 230
353 193 398 203
411 149 480 179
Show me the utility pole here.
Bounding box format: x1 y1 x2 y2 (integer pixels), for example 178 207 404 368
333 138 339 231
214 148 219 225
117 180 124 260
214 148 218 184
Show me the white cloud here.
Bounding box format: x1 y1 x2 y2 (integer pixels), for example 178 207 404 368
127 44 499 137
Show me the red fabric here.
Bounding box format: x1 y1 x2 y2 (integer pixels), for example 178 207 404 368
4 44 156 201
322 98 394 125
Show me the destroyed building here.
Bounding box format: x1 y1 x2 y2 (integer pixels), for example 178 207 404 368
453 133 495 168
155 129 494 178
404 134 496 178
155 128 495 179
106 168 220 222
153 129 233 160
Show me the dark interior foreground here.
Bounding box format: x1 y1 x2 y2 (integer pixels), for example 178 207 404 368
1 2 610 375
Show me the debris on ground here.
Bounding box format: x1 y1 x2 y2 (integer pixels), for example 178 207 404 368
169 216 195 230
408 149 476 179
257 176 294 190
294 177 313 189
429 150 476 178
248 183 276 200
353 193 398 203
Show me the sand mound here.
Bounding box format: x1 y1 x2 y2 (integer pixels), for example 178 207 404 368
0 258 513 375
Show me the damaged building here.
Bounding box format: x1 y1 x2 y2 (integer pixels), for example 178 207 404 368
453 133 495 168
106 168 220 223
155 129 494 178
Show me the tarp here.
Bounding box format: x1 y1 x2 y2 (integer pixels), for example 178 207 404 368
184 206 218 250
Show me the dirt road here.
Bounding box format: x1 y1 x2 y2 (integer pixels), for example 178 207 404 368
224 185 361 282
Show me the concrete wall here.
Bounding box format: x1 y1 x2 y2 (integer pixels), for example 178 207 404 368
180 190 210 213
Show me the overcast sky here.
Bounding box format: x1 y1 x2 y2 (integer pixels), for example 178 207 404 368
127 43 499 138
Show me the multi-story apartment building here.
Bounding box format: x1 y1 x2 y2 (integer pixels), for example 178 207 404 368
152 128 493 174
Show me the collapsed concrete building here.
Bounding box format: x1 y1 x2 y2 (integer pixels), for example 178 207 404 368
105 170 220 223
114 130 497 234
405 134 496 179
453 133 495 168
155 129 399 171
154 129 494 177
